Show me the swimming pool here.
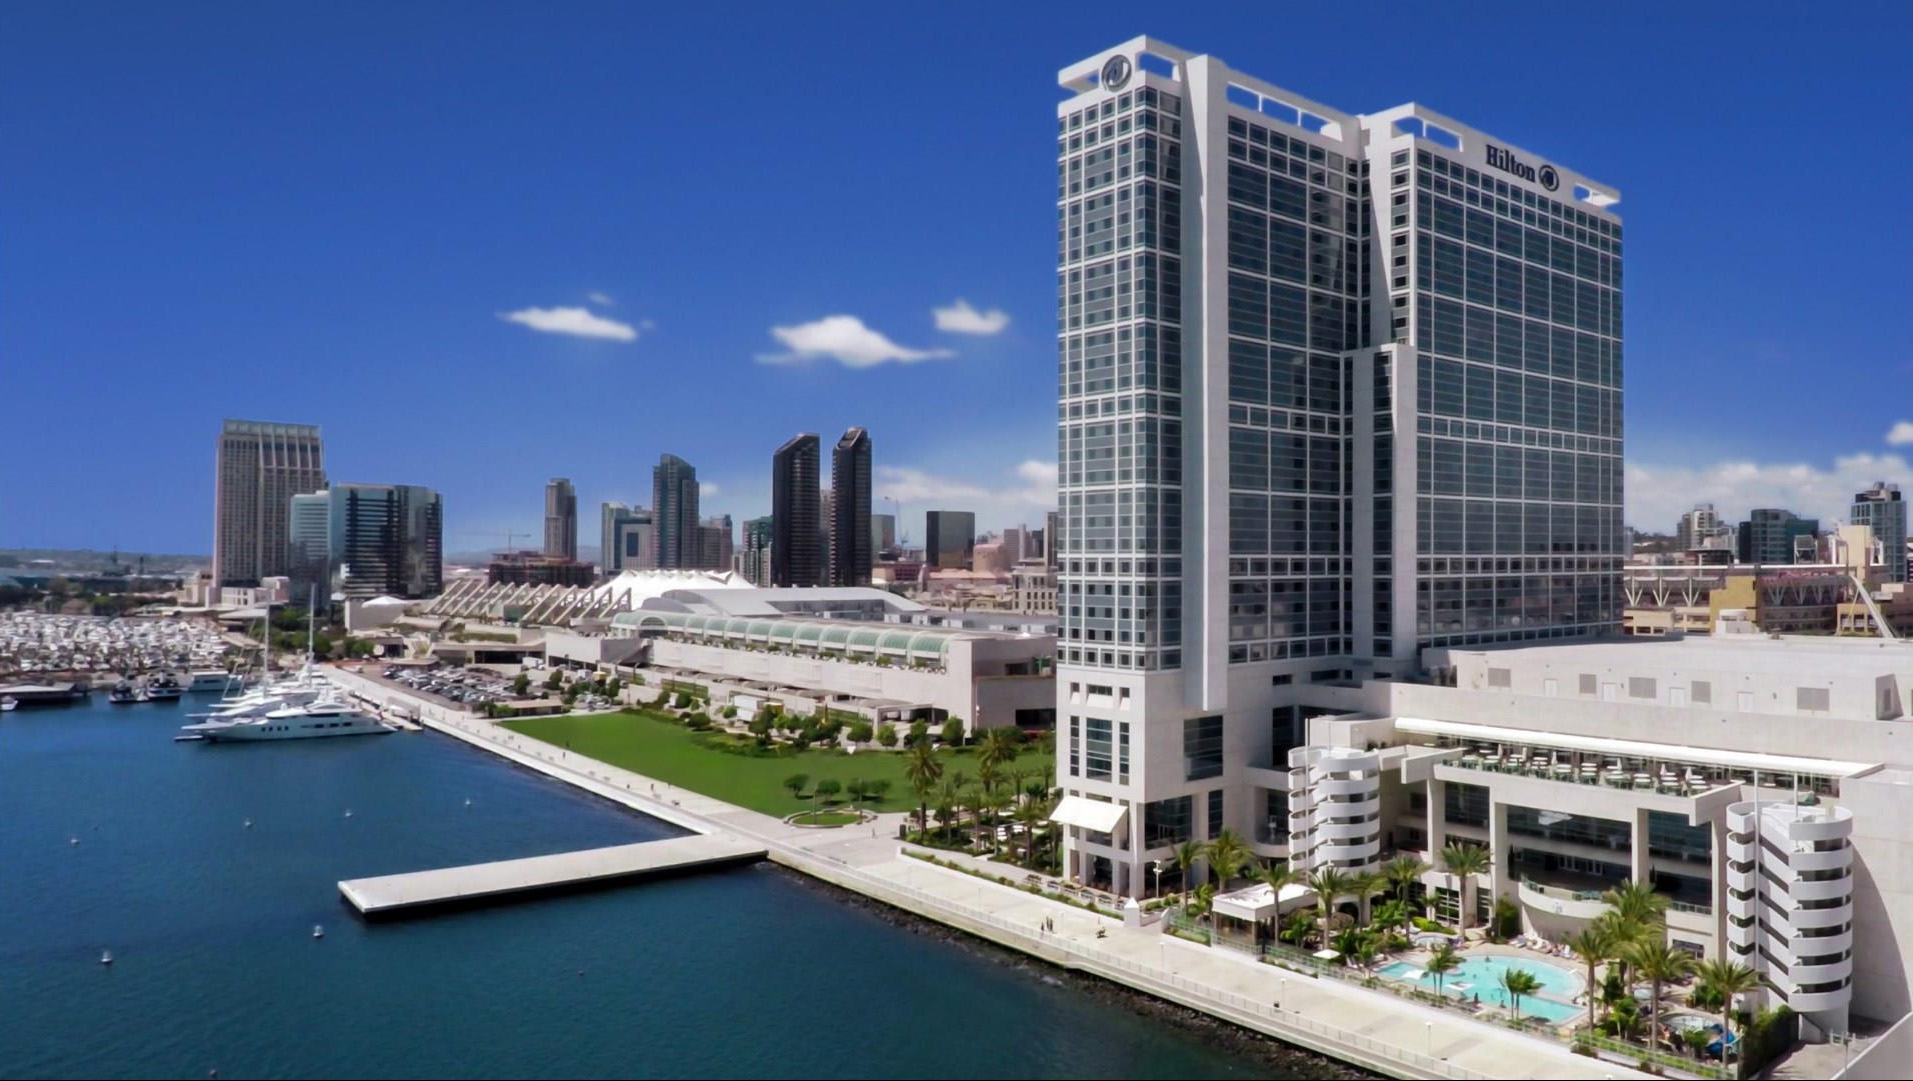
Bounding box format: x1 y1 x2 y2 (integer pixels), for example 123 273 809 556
1377 955 1584 1023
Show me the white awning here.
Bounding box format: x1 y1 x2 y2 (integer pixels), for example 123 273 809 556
1214 881 1314 922
1049 795 1128 834
1395 716 1877 779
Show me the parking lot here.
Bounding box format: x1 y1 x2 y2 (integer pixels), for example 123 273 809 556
373 663 526 711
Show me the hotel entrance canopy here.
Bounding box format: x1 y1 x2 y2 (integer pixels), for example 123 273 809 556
1049 795 1128 834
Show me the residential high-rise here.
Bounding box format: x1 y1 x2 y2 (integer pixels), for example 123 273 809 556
741 515 775 585
1051 38 1623 894
286 491 332 608
830 427 873 586
1852 482 1907 582
1045 509 1061 570
1735 508 1817 566
213 419 326 587
924 510 976 570
601 503 655 573
543 478 577 561
771 433 822 586
1676 503 1731 553
651 454 700 569
327 483 442 599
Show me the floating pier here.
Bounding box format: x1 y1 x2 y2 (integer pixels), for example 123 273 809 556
338 835 766 917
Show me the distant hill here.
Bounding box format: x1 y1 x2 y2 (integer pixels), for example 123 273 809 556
0 548 208 574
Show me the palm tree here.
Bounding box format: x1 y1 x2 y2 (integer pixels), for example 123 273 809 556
1425 943 1462 1000
1371 899 1407 947
1600 880 1669 988
1203 828 1253 888
1014 798 1047 866
977 758 1001 798
1279 909 1314 947
1331 926 1369 965
1626 940 1697 1053
932 793 955 841
978 726 1021 778
1500 967 1542 1022
1566 923 1618 1031
1173 839 1206 904
1695 957 1759 1075
903 742 943 834
1601 878 1670 932
1352 870 1388 927
964 786 987 849
1383 854 1429 937
1307 867 1355 950
1439 842 1492 932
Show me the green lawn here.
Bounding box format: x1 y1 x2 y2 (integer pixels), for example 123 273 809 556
501 708 1054 817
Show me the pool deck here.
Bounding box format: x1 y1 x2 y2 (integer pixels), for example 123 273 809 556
324 664 1653 1080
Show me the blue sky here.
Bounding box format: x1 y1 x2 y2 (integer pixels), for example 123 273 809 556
3 3 1910 556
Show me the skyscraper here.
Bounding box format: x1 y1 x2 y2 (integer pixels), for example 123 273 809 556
651 454 700 570
213 419 326 587
699 515 734 572
1852 482 1907 582
1736 508 1817 566
327 483 442 599
1052 38 1623 893
543 478 577 561
1677 504 1731 553
771 433 822 586
924 510 975 570
286 491 332 609
830 427 873 586
601 502 654 573
871 513 897 555
741 515 775 585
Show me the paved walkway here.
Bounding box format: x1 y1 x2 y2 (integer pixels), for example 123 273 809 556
326 665 1646 1080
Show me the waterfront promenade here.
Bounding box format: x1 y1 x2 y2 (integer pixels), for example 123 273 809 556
324 666 1644 1080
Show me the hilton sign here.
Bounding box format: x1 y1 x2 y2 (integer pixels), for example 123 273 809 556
1485 143 1559 191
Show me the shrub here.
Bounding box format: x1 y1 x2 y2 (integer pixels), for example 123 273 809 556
685 714 713 731
672 691 692 709
908 720 929 747
847 720 873 743
877 725 898 748
545 671 564 691
721 705 737 719
939 718 964 746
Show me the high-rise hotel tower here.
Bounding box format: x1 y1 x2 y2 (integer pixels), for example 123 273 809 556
1052 38 1623 894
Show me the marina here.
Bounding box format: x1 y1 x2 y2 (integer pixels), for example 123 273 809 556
0 690 1285 1080
338 835 768 916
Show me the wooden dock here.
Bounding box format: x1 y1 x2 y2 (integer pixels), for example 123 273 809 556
338 835 766 917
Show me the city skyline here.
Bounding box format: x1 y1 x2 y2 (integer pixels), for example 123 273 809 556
3 7 1910 555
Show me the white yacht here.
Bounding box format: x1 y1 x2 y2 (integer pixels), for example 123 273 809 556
186 670 241 693
192 669 326 720
144 672 185 701
181 694 391 742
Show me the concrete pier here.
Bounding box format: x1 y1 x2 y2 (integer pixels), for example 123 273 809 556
339 835 766 916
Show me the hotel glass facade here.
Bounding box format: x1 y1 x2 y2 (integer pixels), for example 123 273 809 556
1052 37 1623 898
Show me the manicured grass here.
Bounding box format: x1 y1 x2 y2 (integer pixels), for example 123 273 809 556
501 708 1054 817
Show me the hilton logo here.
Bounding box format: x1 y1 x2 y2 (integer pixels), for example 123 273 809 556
1485 143 1560 191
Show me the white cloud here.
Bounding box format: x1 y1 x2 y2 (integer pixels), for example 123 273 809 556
757 315 953 368
933 299 1010 336
500 305 638 342
1626 452 1911 533
700 481 721 498
1887 421 1913 446
587 291 615 306
874 460 1055 534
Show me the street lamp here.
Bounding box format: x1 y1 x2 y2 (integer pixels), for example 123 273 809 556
1424 1021 1432 1057
1150 859 1163 900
